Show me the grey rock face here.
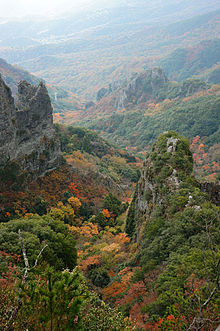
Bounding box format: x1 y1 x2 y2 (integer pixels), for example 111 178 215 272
0 75 62 181
96 68 168 109
115 68 168 109
167 138 179 153
0 75 16 165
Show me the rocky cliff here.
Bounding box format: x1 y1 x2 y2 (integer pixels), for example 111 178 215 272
88 68 208 125
0 75 62 183
96 68 168 110
115 68 168 109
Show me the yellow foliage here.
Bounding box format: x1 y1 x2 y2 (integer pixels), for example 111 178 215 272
49 202 75 224
68 225 81 237
110 156 127 166
101 243 120 254
93 242 108 251
24 213 34 219
114 233 130 245
68 196 81 212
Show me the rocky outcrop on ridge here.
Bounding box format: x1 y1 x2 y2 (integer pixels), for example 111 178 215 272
125 131 219 240
0 75 62 182
96 68 168 109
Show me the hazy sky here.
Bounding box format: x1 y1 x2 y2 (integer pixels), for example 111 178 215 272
0 0 112 18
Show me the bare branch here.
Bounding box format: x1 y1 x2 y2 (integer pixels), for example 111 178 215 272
18 229 30 284
33 244 48 268
18 229 29 270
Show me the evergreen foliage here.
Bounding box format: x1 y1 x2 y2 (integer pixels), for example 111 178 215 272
0 215 77 270
89 93 220 151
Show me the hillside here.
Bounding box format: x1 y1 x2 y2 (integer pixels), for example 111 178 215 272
0 121 139 222
121 132 220 329
1 2 220 330
68 69 219 181
54 124 140 192
157 38 220 82
1 127 219 330
0 57 40 95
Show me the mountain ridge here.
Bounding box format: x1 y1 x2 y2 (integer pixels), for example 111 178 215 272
1 7 220 100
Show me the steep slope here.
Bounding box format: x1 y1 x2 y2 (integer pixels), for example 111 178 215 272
120 132 220 329
54 124 140 192
70 131 220 330
157 38 220 81
126 131 219 238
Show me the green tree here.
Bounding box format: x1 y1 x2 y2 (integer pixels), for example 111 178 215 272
0 215 77 270
103 193 122 220
19 266 89 331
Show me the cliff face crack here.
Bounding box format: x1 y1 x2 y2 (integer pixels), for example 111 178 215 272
0 75 62 181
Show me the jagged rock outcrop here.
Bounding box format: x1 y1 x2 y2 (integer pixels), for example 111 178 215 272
136 132 192 219
96 79 128 102
125 131 220 240
95 69 209 115
115 68 168 109
0 75 62 182
96 68 168 109
0 76 16 164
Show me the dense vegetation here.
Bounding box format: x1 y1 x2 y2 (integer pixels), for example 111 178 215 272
1 1 220 328
0 124 140 224
1 130 219 330
158 38 220 82
92 132 220 330
0 216 77 270
87 84 219 147
131 133 220 329
0 217 132 330
86 84 220 181
54 124 140 184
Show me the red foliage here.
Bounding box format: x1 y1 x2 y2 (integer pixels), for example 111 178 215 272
68 182 80 198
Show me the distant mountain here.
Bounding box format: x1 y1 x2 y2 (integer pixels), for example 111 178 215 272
1 1 219 44
0 4 219 100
